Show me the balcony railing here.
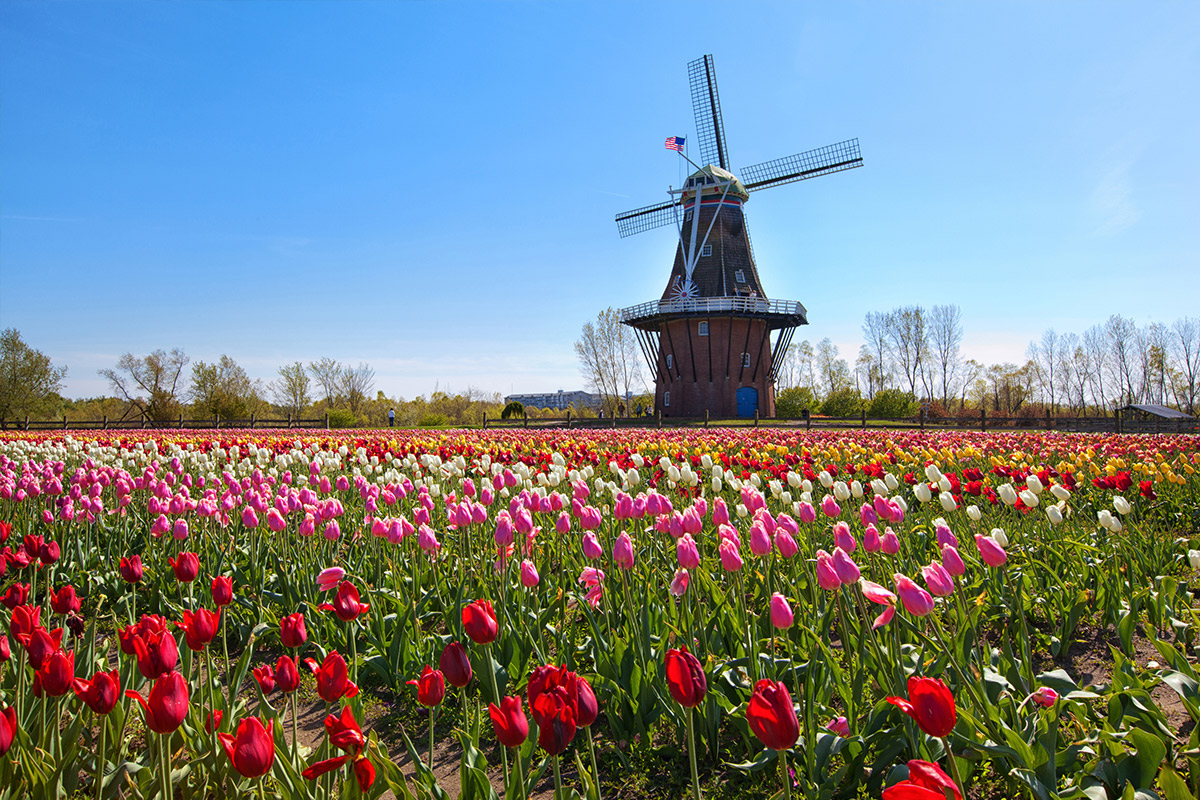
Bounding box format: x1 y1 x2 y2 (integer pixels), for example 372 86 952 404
619 296 807 322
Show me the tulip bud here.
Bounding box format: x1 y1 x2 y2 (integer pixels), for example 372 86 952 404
1113 496 1132 516
966 504 981 522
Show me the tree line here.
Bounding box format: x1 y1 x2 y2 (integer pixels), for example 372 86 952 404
775 308 1199 418
0 330 505 428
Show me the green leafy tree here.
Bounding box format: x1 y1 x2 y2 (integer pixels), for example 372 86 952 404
270 361 311 416
0 329 67 422
189 355 262 420
820 387 864 417
775 386 817 418
868 388 918 418
99 349 190 422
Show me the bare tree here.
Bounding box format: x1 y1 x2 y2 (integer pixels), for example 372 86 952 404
928 305 963 409
189 355 262 420
886 306 928 398
960 359 984 410
1171 316 1199 414
339 363 376 415
815 338 852 398
1056 332 1080 413
574 308 644 414
99 349 190 422
1104 314 1138 406
1083 324 1109 408
271 361 311 416
856 345 886 399
1027 328 1059 412
308 358 343 406
862 311 891 391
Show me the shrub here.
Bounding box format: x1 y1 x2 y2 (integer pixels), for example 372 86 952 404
868 389 918 419
326 408 357 428
500 401 524 420
776 386 817 418
418 411 450 427
821 388 864 418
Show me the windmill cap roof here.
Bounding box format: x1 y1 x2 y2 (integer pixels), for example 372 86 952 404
687 165 749 200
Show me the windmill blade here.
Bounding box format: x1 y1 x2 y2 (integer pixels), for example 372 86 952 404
615 199 682 238
741 139 862 192
688 55 729 170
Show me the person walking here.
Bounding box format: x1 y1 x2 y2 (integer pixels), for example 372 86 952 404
388 408 395 428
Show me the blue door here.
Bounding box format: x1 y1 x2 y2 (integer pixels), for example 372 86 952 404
736 387 758 418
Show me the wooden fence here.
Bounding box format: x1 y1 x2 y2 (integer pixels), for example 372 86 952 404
0 413 330 432
483 407 1198 434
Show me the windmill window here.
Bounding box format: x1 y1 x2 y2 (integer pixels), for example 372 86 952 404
666 354 673 370
698 322 709 336
734 269 746 283
664 391 670 407
741 352 751 368
701 244 712 257
685 209 693 221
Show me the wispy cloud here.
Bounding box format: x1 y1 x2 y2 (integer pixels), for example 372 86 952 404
1 214 83 222
1089 160 1140 235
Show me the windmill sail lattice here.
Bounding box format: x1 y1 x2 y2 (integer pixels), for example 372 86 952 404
614 55 863 419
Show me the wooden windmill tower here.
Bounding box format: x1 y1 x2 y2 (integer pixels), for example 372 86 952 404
616 55 863 418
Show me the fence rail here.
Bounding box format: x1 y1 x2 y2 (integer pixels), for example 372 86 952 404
0 413 330 432
483 408 1198 434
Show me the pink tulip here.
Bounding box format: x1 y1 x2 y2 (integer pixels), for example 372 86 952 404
613 533 635 570
774 530 799 558
323 520 340 541
718 539 743 572
860 579 896 606
815 550 841 591
873 495 892 521
676 534 700 570
241 507 259 528
974 534 1008 567
670 568 690 597
769 593 793 629
266 508 286 532
1031 687 1059 708
317 567 345 592
833 521 856 553
494 512 514 546
935 523 958 550
941 545 966 577
520 560 540 588
860 502 878 527
826 716 850 737
832 547 860 584
555 512 571 535
880 527 900 555
579 507 602 531
921 562 955 597
712 498 730 525
173 519 189 540
894 574 934 616
820 495 841 518
776 513 799 537
749 522 772 557
582 532 603 560
863 523 881 552
418 525 440 554
681 506 703 535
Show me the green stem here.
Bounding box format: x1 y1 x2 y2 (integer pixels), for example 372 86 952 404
552 754 564 800
685 705 703 800
780 749 792 800
95 716 107 800
428 706 435 771
942 737 966 800
586 726 602 800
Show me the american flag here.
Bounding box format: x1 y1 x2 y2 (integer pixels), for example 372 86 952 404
664 136 685 152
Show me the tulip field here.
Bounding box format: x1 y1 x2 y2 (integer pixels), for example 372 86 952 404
0 428 1199 800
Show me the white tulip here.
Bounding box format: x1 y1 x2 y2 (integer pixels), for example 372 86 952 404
711 476 723 494
851 480 864 498
870 479 889 497
631 453 645 468
914 483 932 503
736 503 749 518
1188 550 1200 569
1113 496 1132 516
792 501 804 517
713 465 724 481
659 456 672 472
1019 490 1040 508
800 491 812 504
819 471 834 489
939 491 958 512
998 484 1018 506
894 496 909 514
769 480 783 497
781 491 792 504
1098 509 1115 530
884 473 900 492
668 466 681 483
701 454 712 470
938 476 952 493
991 528 1009 547
787 471 802 489
1110 518 1123 533
833 481 851 501
1050 484 1071 502
750 474 762 488
925 464 943 483
1026 474 1044 494
1046 505 1063 525
802 479 813 494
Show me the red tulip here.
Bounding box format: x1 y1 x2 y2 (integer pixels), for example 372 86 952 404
303 651 359 703
51 585 81 615
575 675 598 728
205 709 224 734
489 696 529 747
462 599 498 644
168 552 199 583
882 760 962 800
9 604 40 642
119 555 144 584
1 583 29 609
665 646 707 708
23 534 43 559
23 626 63 670
886 676 957 738
73 669 121 714
0 634 9 662
0 706 15 757
532 690 576 755
176 608 220 651
35 649 76 697
126 670 190 734
219 717 275 778
264 657 295 695
353 757 376 791
319 581 370 622
747 679 800 751
407 665 445 707
38 540 60 565
211 576 234 607
132 630 179 680
324 704 366 754
438 642 472 688
252 664 276 694
280 613 307 648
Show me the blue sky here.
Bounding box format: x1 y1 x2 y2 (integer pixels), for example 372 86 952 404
2 1 1197 400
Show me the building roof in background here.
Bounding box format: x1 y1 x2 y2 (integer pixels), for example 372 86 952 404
1121 404 1193 419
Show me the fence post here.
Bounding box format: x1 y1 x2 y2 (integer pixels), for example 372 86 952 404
980 408 986 432
806 412 811 431
102 415 108 430
754 409 759 428
657 410 662 429
1046 408 1051 430
919 406 925 430
612 412 617 429
482 413 487 430
705 409 709 429
523 410 528 429
325 412 330 431
1114 408 1121 434
251 413 256 429
288 413 293 429
62 414 67 430
566 410 571 429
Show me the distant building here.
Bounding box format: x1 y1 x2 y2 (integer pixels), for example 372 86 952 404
505 390 601 411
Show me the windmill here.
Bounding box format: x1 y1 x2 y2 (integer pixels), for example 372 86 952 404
616 55 862 418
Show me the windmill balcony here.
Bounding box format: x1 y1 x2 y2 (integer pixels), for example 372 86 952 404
619 296 807 330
